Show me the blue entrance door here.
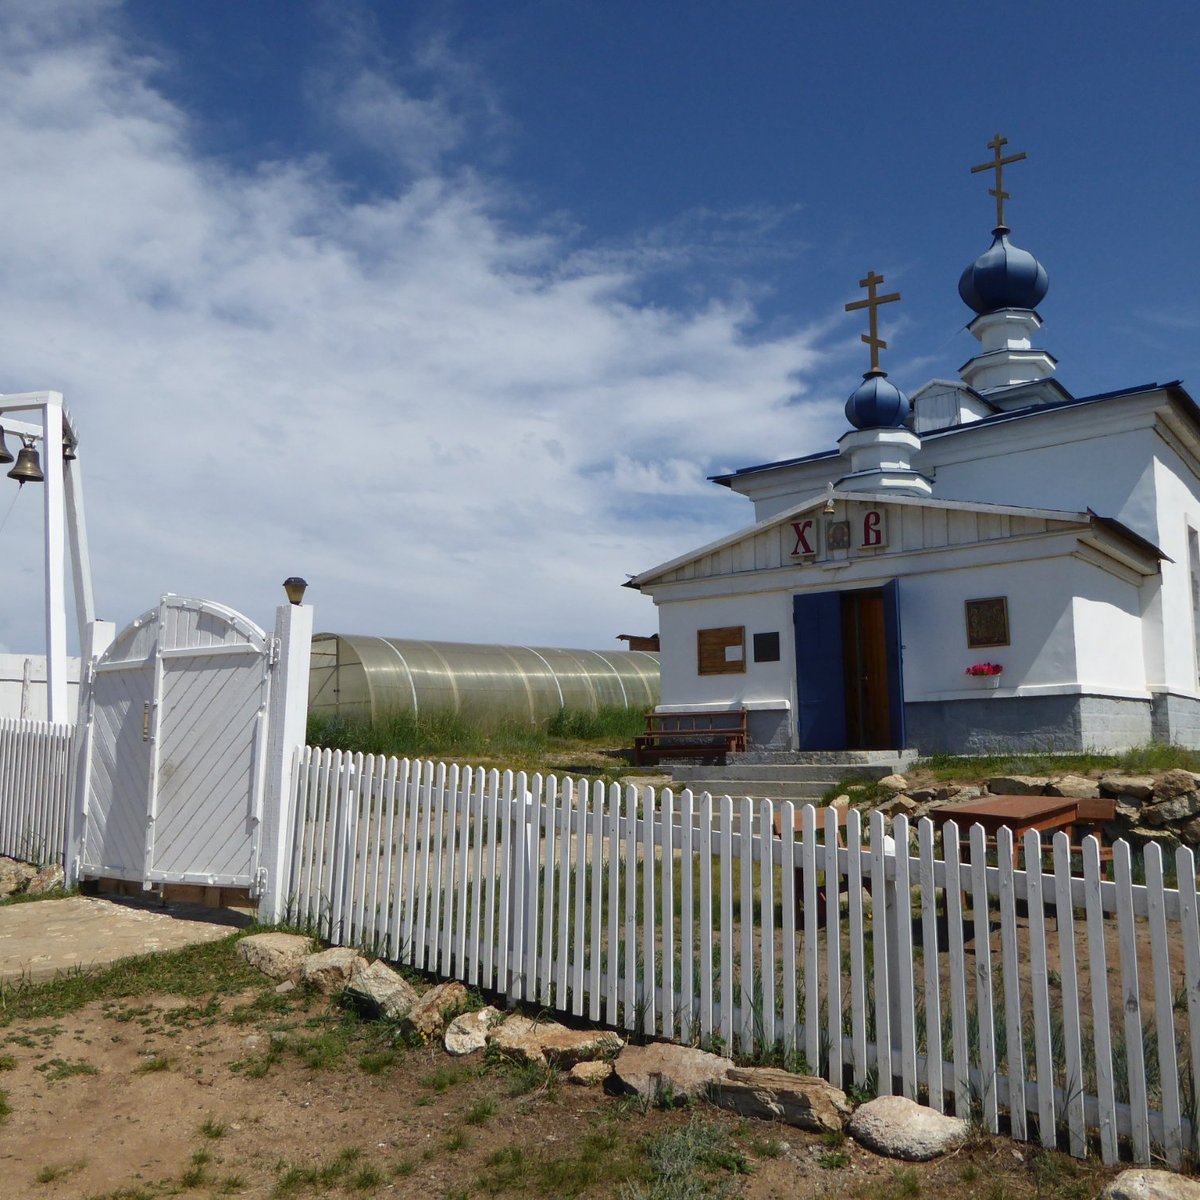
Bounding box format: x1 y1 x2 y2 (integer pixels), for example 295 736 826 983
793 580 905 750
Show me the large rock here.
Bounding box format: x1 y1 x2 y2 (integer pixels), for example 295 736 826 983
611 1042 733 1104
444 1007 500 1056
1154 769 1200 800
0 858 36 897
402 981 468 1041
710 1067 849 1132
345 959 419 1020
846 1095 969 1161
24 863 64 895
300 946 367 994
568 1060 613 1086
1101 1169 1200 1200
236 932 313 981
1181 817 1200 845
1146 792 1200 826
984 776 1048 796
878 774 909 793
1100 774 1156 802
1046 774 1101 800
486 1015 623 1067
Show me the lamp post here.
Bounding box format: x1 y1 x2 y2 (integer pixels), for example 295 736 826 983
283 577 308 605
0 392 94 723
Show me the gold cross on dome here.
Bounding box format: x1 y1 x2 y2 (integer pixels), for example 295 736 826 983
844 270 900 374
970 133 1027 228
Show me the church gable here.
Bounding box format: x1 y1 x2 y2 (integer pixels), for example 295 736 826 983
633 495 1126 588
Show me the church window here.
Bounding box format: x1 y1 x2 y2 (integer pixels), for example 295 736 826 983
698 626 746 675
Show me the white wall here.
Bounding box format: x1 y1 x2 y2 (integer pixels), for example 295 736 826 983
1150 450 1200 694
897 559 1079 701
0 653 81 722
652 536 1153 725
928 425 1161 533
656 589 795 713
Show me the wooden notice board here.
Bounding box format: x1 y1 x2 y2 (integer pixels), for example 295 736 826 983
697 626 746 675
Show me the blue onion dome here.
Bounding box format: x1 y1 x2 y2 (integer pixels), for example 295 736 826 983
845 369 911 430
958 226 1049 315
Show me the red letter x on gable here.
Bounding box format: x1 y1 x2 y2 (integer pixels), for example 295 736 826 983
790 520 815 556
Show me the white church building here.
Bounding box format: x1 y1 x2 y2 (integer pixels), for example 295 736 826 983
628 142 1200 755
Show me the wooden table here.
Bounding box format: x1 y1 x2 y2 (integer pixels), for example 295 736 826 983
928 794 1081 864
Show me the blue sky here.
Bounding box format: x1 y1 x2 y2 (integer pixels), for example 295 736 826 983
1 0 1198 655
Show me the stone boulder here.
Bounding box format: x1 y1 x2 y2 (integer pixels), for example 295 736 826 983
984 775 1048 796
710 1067 849 1132
236 932 313 981
611 1042 733 1104
1143 793 1200 826
1100 774 1156 802
24 863 65 895
345 960 419 1021
300 946 367 994
878 774 909 793
568 1060 613 1086
1182 818 1200 845
1101 1169 1200 1200
402 981 468 1041
1045 774 1101 800
1154 769 1200 800
486 1015 623 1067
0 858 36 897
878 795 917 818
444 1007 500 1056
846 1095 969 1161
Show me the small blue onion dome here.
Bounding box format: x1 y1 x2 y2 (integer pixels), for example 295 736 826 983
845 370 911 430
958 226 1049 315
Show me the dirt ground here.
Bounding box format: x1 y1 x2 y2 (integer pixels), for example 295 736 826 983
0 932 1126 1200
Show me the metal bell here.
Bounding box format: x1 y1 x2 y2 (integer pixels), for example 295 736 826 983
63 438 77 461
0 429 12 466
7 441 44 484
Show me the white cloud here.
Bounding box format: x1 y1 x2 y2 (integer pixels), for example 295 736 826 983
0 1 842 655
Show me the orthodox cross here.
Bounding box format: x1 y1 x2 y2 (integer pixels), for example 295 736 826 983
845 270 900 374
970 133 1027 229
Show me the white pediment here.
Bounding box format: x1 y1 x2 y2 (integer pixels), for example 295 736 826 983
630 492 1160 589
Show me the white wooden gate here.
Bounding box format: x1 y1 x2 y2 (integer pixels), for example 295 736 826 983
73 596 274 891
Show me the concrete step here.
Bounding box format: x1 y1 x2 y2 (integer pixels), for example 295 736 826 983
668 762 894 783
667 779 841 801
730 749 917 767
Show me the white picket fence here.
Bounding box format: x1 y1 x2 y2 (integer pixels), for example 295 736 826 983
288 747 1200 1166
0 718 76 865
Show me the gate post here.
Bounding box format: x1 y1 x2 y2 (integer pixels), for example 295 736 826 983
64 618 115 887
257 600 313 924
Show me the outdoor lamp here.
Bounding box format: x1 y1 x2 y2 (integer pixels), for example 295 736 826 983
283 577 308 605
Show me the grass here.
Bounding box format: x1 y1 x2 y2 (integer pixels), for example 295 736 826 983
0 933 265 1025
306 704 648 780
199 1115 227 1139
35 1056 97 1080
915 742 1200 781
34 1159 85 1183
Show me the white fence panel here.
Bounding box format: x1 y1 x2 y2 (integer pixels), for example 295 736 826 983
288 749 1200 1165
0 718 75 865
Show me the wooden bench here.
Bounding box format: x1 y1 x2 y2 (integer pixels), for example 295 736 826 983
633 709 747 766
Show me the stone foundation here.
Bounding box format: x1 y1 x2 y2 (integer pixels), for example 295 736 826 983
1150 692 1200 748
903 693 1154 755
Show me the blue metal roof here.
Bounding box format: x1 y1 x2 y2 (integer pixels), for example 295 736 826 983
710 380 1190 487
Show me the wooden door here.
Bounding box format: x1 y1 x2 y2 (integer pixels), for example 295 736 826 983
840 589 892 748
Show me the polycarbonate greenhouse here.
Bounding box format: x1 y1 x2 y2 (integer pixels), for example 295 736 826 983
309 633 660 725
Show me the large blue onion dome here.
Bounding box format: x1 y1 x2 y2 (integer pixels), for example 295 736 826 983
845 369 911 430
958 226 1049 315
